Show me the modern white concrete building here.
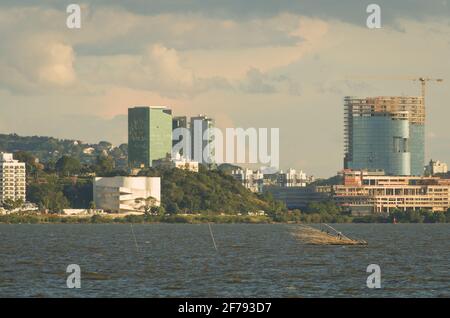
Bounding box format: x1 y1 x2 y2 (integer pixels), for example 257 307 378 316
93 176 161 213
0 153 26 203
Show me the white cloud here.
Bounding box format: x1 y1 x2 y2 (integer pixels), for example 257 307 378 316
0 35 76 93
37 41 76 85
0 6 329 96
141 44 195 92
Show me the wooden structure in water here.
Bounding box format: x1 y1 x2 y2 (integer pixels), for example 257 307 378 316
292 224 368 246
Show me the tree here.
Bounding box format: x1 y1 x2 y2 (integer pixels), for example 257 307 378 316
95 155 114 176
45 159 57 173
1 198 24 211
56 155 81 176
151 205 166 216
119 143 128 153
27 182 69 213
89 201 96 211
166 202 180 214
63 180 93 208
408 210 425 223
13 151 43 177
435 212 446 223
135 196 158 214
98 141 112 150
306 201 341 215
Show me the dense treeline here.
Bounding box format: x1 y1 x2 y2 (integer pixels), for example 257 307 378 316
0 214 271 224
308 175 343 186
267 201 450 223
353 209 450 223
4 204 449 224
270 201 353 223
17 152 116 212
0 133 127 168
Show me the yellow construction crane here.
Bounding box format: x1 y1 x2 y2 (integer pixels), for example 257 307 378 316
347 76 444 98
413 77 444 98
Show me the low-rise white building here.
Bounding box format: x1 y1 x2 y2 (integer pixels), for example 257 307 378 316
153 153 199 172
277 168 308 187
63 209 105 215
231 168 264 193
172 155 199 172
425 160 448 176
93 176 161 213
0 153 26 203
82 147 95 155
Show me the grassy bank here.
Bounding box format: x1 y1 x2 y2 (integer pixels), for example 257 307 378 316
1 209 450 224
0 213 272 224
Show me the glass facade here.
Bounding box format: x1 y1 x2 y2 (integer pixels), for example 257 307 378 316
128 107 172 168
409 124 425 176
344 96 425 176
349 116 411 175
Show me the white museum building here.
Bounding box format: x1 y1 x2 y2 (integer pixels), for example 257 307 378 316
93 176 161 213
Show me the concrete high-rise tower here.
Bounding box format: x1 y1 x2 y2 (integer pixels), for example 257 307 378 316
344 96 425 176
172 116 188 157
190 115 215 164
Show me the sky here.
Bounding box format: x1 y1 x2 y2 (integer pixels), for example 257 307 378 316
0 0 449 177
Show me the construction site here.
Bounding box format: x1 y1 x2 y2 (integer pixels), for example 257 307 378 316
344 77 443 176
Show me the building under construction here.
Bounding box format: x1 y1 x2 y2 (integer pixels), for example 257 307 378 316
344 96 425 176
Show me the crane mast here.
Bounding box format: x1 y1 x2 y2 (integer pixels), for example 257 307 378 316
414 77 444 98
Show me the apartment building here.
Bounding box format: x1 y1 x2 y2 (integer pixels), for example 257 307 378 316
0 153 26 203
231 168 264 193
277 168 308 187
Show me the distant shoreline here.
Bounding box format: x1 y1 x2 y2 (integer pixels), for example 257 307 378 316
1 213 449 224
0 213 273 224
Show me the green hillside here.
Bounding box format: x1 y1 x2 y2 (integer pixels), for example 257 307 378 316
139 166 286 214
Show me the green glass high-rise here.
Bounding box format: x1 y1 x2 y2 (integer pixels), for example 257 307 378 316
344 96 425 176
128 106 172 168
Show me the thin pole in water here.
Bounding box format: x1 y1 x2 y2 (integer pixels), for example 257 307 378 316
130 223 139 252
208 223 218 252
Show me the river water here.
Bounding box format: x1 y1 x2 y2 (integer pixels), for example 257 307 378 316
0 224 448 297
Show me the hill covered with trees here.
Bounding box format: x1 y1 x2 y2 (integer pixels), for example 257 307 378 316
139 165 285 215
0 133 127 169
5 150 286 216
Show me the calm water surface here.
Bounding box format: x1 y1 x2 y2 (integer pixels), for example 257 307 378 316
0 224 448 297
